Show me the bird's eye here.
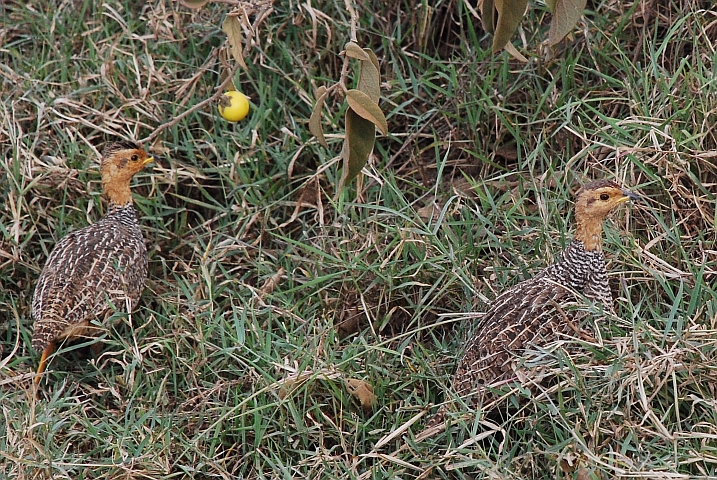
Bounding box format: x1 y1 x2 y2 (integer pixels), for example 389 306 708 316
599 193 609 201
131 154 139 162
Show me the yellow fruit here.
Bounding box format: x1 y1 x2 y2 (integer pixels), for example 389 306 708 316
218 90 250 122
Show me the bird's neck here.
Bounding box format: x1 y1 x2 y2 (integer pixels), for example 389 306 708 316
103 180 133 208
574 218 604 252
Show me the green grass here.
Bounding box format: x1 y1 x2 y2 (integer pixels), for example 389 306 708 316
1 0 716 478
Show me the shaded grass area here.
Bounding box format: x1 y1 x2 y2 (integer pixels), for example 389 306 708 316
1 0 716 478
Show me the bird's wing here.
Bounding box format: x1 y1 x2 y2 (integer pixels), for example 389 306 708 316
32 220 147 350
452 277 576 400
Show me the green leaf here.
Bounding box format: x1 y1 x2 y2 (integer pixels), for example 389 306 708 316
222 16 247 69
358 49 380 104
309 86 329 148
180 0 211 8
364 48 380 75
492 0 529 53
481 0 496 34
344 41 370 61
548 0 587 46
346 89 388 135
341 108 376 185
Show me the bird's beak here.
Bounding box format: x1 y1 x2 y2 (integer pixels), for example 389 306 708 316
617 188 640 203
143 156 155 166
620 188 640 202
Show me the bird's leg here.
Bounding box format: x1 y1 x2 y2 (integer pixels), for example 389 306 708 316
35 342 54 385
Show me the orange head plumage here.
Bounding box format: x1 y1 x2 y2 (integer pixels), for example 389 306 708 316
573 179 639 251
100 141 154 206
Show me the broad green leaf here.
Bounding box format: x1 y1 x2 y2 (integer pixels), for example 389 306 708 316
344 41 370 61
181 0 210 8
364 48 380 75
346 89 388 135
309 86 329 148
492 0 529 53
358 50 380 103
481 0 496 34
548 0 587 46
222 16 247 69
341 108 376 184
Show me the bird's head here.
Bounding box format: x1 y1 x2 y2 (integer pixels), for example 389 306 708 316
574 179 639 250
100 141 154 205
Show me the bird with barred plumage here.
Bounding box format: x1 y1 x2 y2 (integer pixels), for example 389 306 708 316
32 141 154 385
419 179 639 439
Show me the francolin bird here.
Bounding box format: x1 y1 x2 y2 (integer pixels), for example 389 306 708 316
421 179 639 437
32 141 153 384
